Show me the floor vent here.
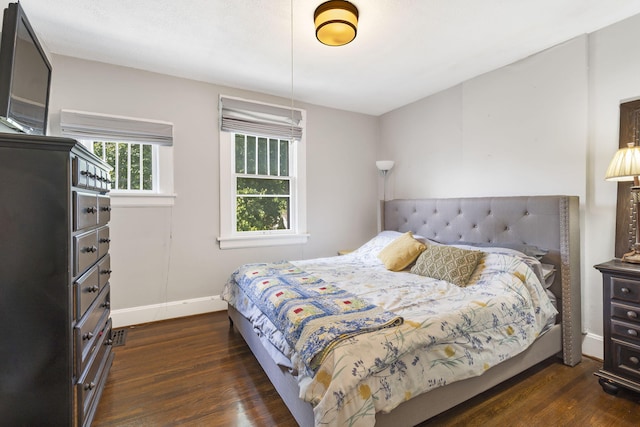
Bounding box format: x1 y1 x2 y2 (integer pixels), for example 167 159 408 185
111 328 128 347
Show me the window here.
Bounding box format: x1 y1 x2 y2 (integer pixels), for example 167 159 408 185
60 109 175 207
234 133 292 232
90 141 155 192
218 96 307 249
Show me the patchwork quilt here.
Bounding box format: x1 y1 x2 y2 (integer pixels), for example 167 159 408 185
229 261 403 374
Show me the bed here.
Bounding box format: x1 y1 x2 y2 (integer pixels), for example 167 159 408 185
224 195 582 426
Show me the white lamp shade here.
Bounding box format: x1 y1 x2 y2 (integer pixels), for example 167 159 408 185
376 160 394 172
605 143 640 181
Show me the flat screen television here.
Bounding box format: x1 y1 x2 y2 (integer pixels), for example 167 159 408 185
0 2 51 135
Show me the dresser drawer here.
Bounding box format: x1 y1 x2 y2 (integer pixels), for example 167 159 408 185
73 156 89 188
97 168 108 191
98 195 111 226
98 226 110 258
75 285 110 371
75 316 112 379
86 163 97 190
611 319 640 342
74 192 98 231
74 230 98 276
611 276 640 304
77 325 114 427
611 301 640 325
611 339 640 381
98 254 111 288
75 265 100 320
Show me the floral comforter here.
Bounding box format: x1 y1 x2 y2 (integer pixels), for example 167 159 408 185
222 232 558 426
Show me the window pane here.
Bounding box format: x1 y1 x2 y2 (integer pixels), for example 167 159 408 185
258 137 268 175
246 136 256 175
235 134 245 174
236 196 290 231
237 177 290 195
269 139 278 176
130 144 141 190
117 143 129 190
105 142 116 186
279 140 289 176
142 144 153 190
93 141 103 158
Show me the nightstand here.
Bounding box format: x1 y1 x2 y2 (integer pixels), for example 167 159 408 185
594 259 640 395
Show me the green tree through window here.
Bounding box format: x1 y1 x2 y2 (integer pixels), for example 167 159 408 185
92 141 154 191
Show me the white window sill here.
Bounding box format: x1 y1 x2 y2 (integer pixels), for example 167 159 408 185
110 193 177 208
217 233 309 249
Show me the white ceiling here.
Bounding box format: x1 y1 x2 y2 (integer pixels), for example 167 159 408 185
17 0 640 116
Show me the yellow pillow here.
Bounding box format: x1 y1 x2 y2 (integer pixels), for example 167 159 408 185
377 232 427 271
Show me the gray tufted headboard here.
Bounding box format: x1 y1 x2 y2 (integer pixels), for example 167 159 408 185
384 195 582 366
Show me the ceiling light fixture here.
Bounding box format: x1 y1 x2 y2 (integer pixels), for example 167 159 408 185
314 1 359 46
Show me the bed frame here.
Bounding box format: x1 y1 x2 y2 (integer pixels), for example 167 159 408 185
228 195 582 426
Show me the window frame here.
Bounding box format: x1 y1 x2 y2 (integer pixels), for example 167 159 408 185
218 112 308 249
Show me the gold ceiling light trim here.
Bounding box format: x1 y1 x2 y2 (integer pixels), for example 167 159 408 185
314 1 359 46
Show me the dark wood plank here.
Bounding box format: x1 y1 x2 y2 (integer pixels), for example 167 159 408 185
94 312 640 426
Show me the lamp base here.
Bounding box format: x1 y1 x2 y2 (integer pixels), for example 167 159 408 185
622 249 640 264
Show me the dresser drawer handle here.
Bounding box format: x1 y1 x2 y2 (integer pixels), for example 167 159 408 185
621 287 631 294
630 356 640 365
627 329 638 337
86 206 97 214
84 246 97 253
100 238 111 244
102 301 111 309
82 332 94 341
628 311 639 319
84 381 96 391
101 206 112 212
101 269 112 275
86 285 99 293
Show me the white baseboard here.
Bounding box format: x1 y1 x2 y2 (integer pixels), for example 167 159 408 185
582 332 603 360
110 295 228 328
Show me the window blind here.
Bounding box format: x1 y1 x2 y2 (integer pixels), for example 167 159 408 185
60 109 173 146
219 96 303 140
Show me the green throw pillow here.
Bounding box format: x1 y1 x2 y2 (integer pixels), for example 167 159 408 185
410 245 484 287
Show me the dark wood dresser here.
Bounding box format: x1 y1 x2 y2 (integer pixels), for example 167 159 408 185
0 133 114 426
594 259 640 394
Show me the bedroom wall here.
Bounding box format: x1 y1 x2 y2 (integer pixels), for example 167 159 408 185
47 55 379 326
586 12 640 357
379 13 640 360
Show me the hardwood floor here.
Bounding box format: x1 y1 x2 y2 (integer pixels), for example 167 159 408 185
93 312 639 427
